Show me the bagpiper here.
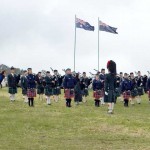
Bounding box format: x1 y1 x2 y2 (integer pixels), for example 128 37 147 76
74 73 82 105
26 68 36 107
80 72 89 103
52 70 61 102
147 76 150 103
44 71 53 105
63 68 76 107
36 72 44 100
118 72 124 102
99 69 106 105
20 70 28 103
143 75 148 94
121 73 132 107
130 72 138 105
7 67 18 102
93 74 103 107
136 71 144 104
115 74 121 102
104 60 117 114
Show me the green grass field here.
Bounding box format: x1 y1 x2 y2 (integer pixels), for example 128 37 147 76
0 88 150 150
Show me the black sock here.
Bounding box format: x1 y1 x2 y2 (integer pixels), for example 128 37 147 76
124 99 128 107
31 98 34 106
126 99 129 106
97 100 100 107
66 99 69 107
28 98 31 106
68 99 71 107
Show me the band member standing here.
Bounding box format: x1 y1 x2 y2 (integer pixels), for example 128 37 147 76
63 68 76 107
130 72 138 105
26 68 36 107
80 72 89 103
44 71 53 105
74 73 82 105
99 69 105 105
115 74 121 102
7 67 18 102
36 72 44 100
136 71 144 104
121 73 132 107
93 74 103 107
20 70 28 103
53 70 61 102
147 76 150 103
143 75 148 93
104 60 117 114
118 72 124 102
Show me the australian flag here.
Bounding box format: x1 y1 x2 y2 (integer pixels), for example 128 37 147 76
99 21 118 34
76 18 94 31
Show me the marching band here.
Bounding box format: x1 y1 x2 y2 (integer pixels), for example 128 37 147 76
0 60 150 114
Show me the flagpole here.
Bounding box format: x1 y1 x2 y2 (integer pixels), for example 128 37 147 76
74 15 77 71
98 17 99 71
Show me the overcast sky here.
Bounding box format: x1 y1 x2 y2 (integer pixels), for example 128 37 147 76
0 0 150 75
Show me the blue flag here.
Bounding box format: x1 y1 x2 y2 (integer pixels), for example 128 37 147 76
76 18 94 31
99 21 118 34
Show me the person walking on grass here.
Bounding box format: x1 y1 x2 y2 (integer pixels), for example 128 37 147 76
104 60 117 114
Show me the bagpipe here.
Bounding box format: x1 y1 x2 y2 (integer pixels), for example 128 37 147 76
89 72 95 76
50 67 65 88
50 67 61 77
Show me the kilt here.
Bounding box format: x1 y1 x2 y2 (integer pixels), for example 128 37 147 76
22 88 27 95
27 88 36 98
93 90 104 99
123 91 131 99
74 92 82 102
8 87 17 94
37 85 44 94
131 88 138 97
81 88 89 97
64 89 74 99
137 87 144 96
53 87 61 95
104 90 116 103
115 87 121 97
45 85 53 96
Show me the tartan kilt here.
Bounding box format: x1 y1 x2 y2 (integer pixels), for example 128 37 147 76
115 87 121 97
123 91 131 99
53 87 61 95
137 87 144 96
22 88 27 95
8 87 17 94
45 85 53 96
93 90 104 99
81 88 89 97
27 89 36 98
64 89 74 99
131 88 138 97
37 85 44 94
